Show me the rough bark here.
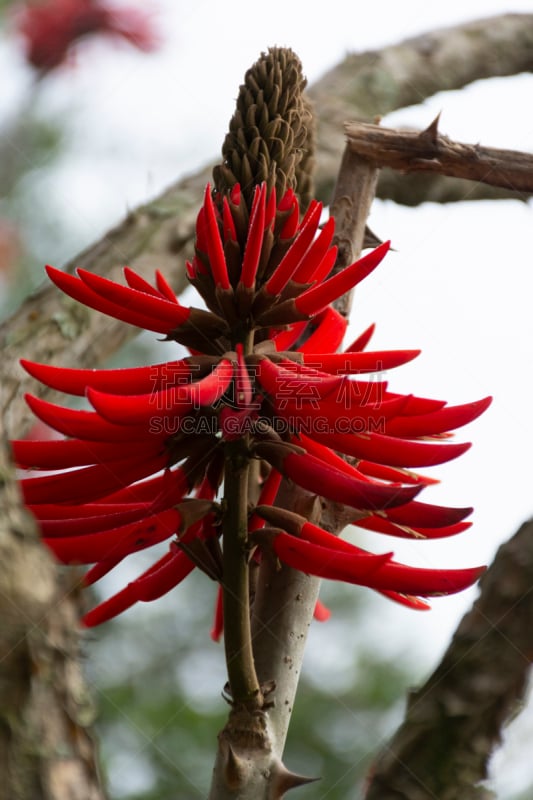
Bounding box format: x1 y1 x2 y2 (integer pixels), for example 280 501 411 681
365 519 533 800
0 439 106 800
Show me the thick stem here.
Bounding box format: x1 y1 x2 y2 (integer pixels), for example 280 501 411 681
329 146 380 316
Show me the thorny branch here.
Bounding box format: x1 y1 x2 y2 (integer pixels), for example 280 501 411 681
346 118 533 195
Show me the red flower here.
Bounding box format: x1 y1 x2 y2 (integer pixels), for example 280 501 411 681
16 0 158 73
13 183 490 625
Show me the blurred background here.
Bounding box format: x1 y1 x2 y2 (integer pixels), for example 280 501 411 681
2 1 533 797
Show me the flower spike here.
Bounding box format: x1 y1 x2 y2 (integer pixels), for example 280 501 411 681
16 179 489 627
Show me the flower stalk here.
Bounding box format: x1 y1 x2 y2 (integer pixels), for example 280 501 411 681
222 434 263 711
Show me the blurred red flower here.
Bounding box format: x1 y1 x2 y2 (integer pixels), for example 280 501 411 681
16 0 158 72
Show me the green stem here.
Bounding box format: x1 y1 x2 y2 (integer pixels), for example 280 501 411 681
222 435 262 711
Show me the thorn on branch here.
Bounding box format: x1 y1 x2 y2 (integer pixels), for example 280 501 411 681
222 742 246 790
418 112 441 145
271 758 321 797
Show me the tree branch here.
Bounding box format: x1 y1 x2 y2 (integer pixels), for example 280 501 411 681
346 119 533 194
310 13 533 200
0 436 107 800
365 518 533 800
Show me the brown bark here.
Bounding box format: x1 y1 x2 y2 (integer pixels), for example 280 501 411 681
346 119 533 194
0 443 106 800
365 519 533 800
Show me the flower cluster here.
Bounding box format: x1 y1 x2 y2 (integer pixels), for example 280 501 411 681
16 0 157 73
14 182 490 627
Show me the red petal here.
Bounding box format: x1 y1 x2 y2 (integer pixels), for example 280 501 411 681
296 433 371 482
203 184 230 290
270 321 309 351
46 266 181 334
13 437 162 470
255 356 342 402
384 397 492 437
28 501 151 521
222 196 238 243
356 515 472 539
86 386 190 426
84 555 125 585
278 189 299 239
347 323 375 352
240 183 266 289
21 454 167 505
313 599 331 621
35 495 187 535
210 586 224 642
301 349 420 373
291 216 336 283
87 358 234 432
44 508 181 563
271 531 484 597
273 392 409 433
312 429 471 467
24 394 157 442
294 241 390 316
82 548 191 625
82 582 138 626
21 358 194 397
306 246 338 285
248 469 282 532
384 501 473 528
123 267 161 296
271 531 392 581
77 268 190 329
85 360 233 426
263 201 322 296
356 460 439 486
134 547 195 602
155 270 178 302
99 466 189 505
230 183 241 206
385 392 446 416
361 561 485 596
274 358 387 399
188 358 234 406
297 306 347 354
267 449 422 511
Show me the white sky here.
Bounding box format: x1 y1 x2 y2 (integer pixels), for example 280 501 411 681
4 1 533 795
